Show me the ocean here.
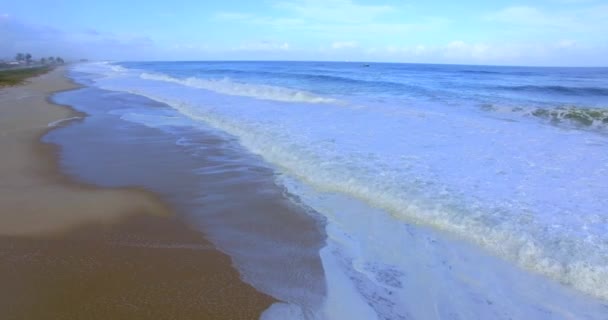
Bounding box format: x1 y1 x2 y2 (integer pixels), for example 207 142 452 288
58 61 608 319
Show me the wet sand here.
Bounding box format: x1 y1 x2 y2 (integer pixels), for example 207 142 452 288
0 68 275 319
47 80 327 317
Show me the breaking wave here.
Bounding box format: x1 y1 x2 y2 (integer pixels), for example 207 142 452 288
482 104 608 129
530 106 608 127
496 85 608 96
72 61 608 304
128 93 608 303
140 72 337 104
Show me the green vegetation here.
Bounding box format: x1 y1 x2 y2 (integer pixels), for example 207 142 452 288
11 53 65 66
0 66 53 87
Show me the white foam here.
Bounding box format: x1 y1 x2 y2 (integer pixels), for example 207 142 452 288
73 61 608 306
282 175 608 319
482 104 608 130
109 64 129 73
132 93 608 303
319 242 379 320
140 72 337 104
260 303 312 320
72 62 132 78
47 116 82 127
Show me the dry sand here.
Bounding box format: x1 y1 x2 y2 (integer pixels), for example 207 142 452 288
0 67 275 319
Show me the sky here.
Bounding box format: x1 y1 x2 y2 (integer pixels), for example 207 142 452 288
1 0 607 66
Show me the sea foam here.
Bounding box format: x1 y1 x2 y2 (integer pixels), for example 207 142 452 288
121 91 608 302
140 72 337 104
73 61 608 309
481 104 608 130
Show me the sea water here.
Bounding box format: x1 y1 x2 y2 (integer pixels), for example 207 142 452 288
71 61 608 319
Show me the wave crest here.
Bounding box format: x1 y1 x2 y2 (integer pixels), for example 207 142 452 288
496 85 608 96
130 93 608 302
140 73 337 104
531 106 608 127
482 104 608 129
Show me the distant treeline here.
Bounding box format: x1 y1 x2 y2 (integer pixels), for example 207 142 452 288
13 53 65 65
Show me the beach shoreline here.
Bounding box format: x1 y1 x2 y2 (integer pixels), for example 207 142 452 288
0 67 275 319
79 60 608 319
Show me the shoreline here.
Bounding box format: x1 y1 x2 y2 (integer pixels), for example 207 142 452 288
78 60 608 319
0 67 275 318
0 66 170 235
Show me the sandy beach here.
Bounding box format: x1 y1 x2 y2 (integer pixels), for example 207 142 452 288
0 67 274 319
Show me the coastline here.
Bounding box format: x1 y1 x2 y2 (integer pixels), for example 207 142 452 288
0 67 275 319
77 60 608 319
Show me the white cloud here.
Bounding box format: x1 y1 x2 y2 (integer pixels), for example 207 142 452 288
484 5 580 30
214 12 255 21
486 6 549 24
369 40 608 66
0 16 158 60
556 39 577 48
216 10 447 41
380 42 506 63
443 41 510 61
4 2 605 65
331 41 358 49
551 0 597 3
274 0 394 23
214 0 448 40
485 4 608 32
235 41 290 51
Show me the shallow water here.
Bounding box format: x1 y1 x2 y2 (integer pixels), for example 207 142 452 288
60 62 608 319
47 87 327 318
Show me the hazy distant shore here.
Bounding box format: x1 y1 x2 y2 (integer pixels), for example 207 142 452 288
0 67 274 319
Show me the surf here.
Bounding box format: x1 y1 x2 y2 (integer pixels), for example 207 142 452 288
72 61 608 316
139 72 337 104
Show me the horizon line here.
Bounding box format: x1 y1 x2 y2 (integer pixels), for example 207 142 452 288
84 59 608 69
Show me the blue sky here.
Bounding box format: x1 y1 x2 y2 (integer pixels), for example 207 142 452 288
1 0 607 66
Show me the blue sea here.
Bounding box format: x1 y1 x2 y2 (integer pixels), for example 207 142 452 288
69 61 608 319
